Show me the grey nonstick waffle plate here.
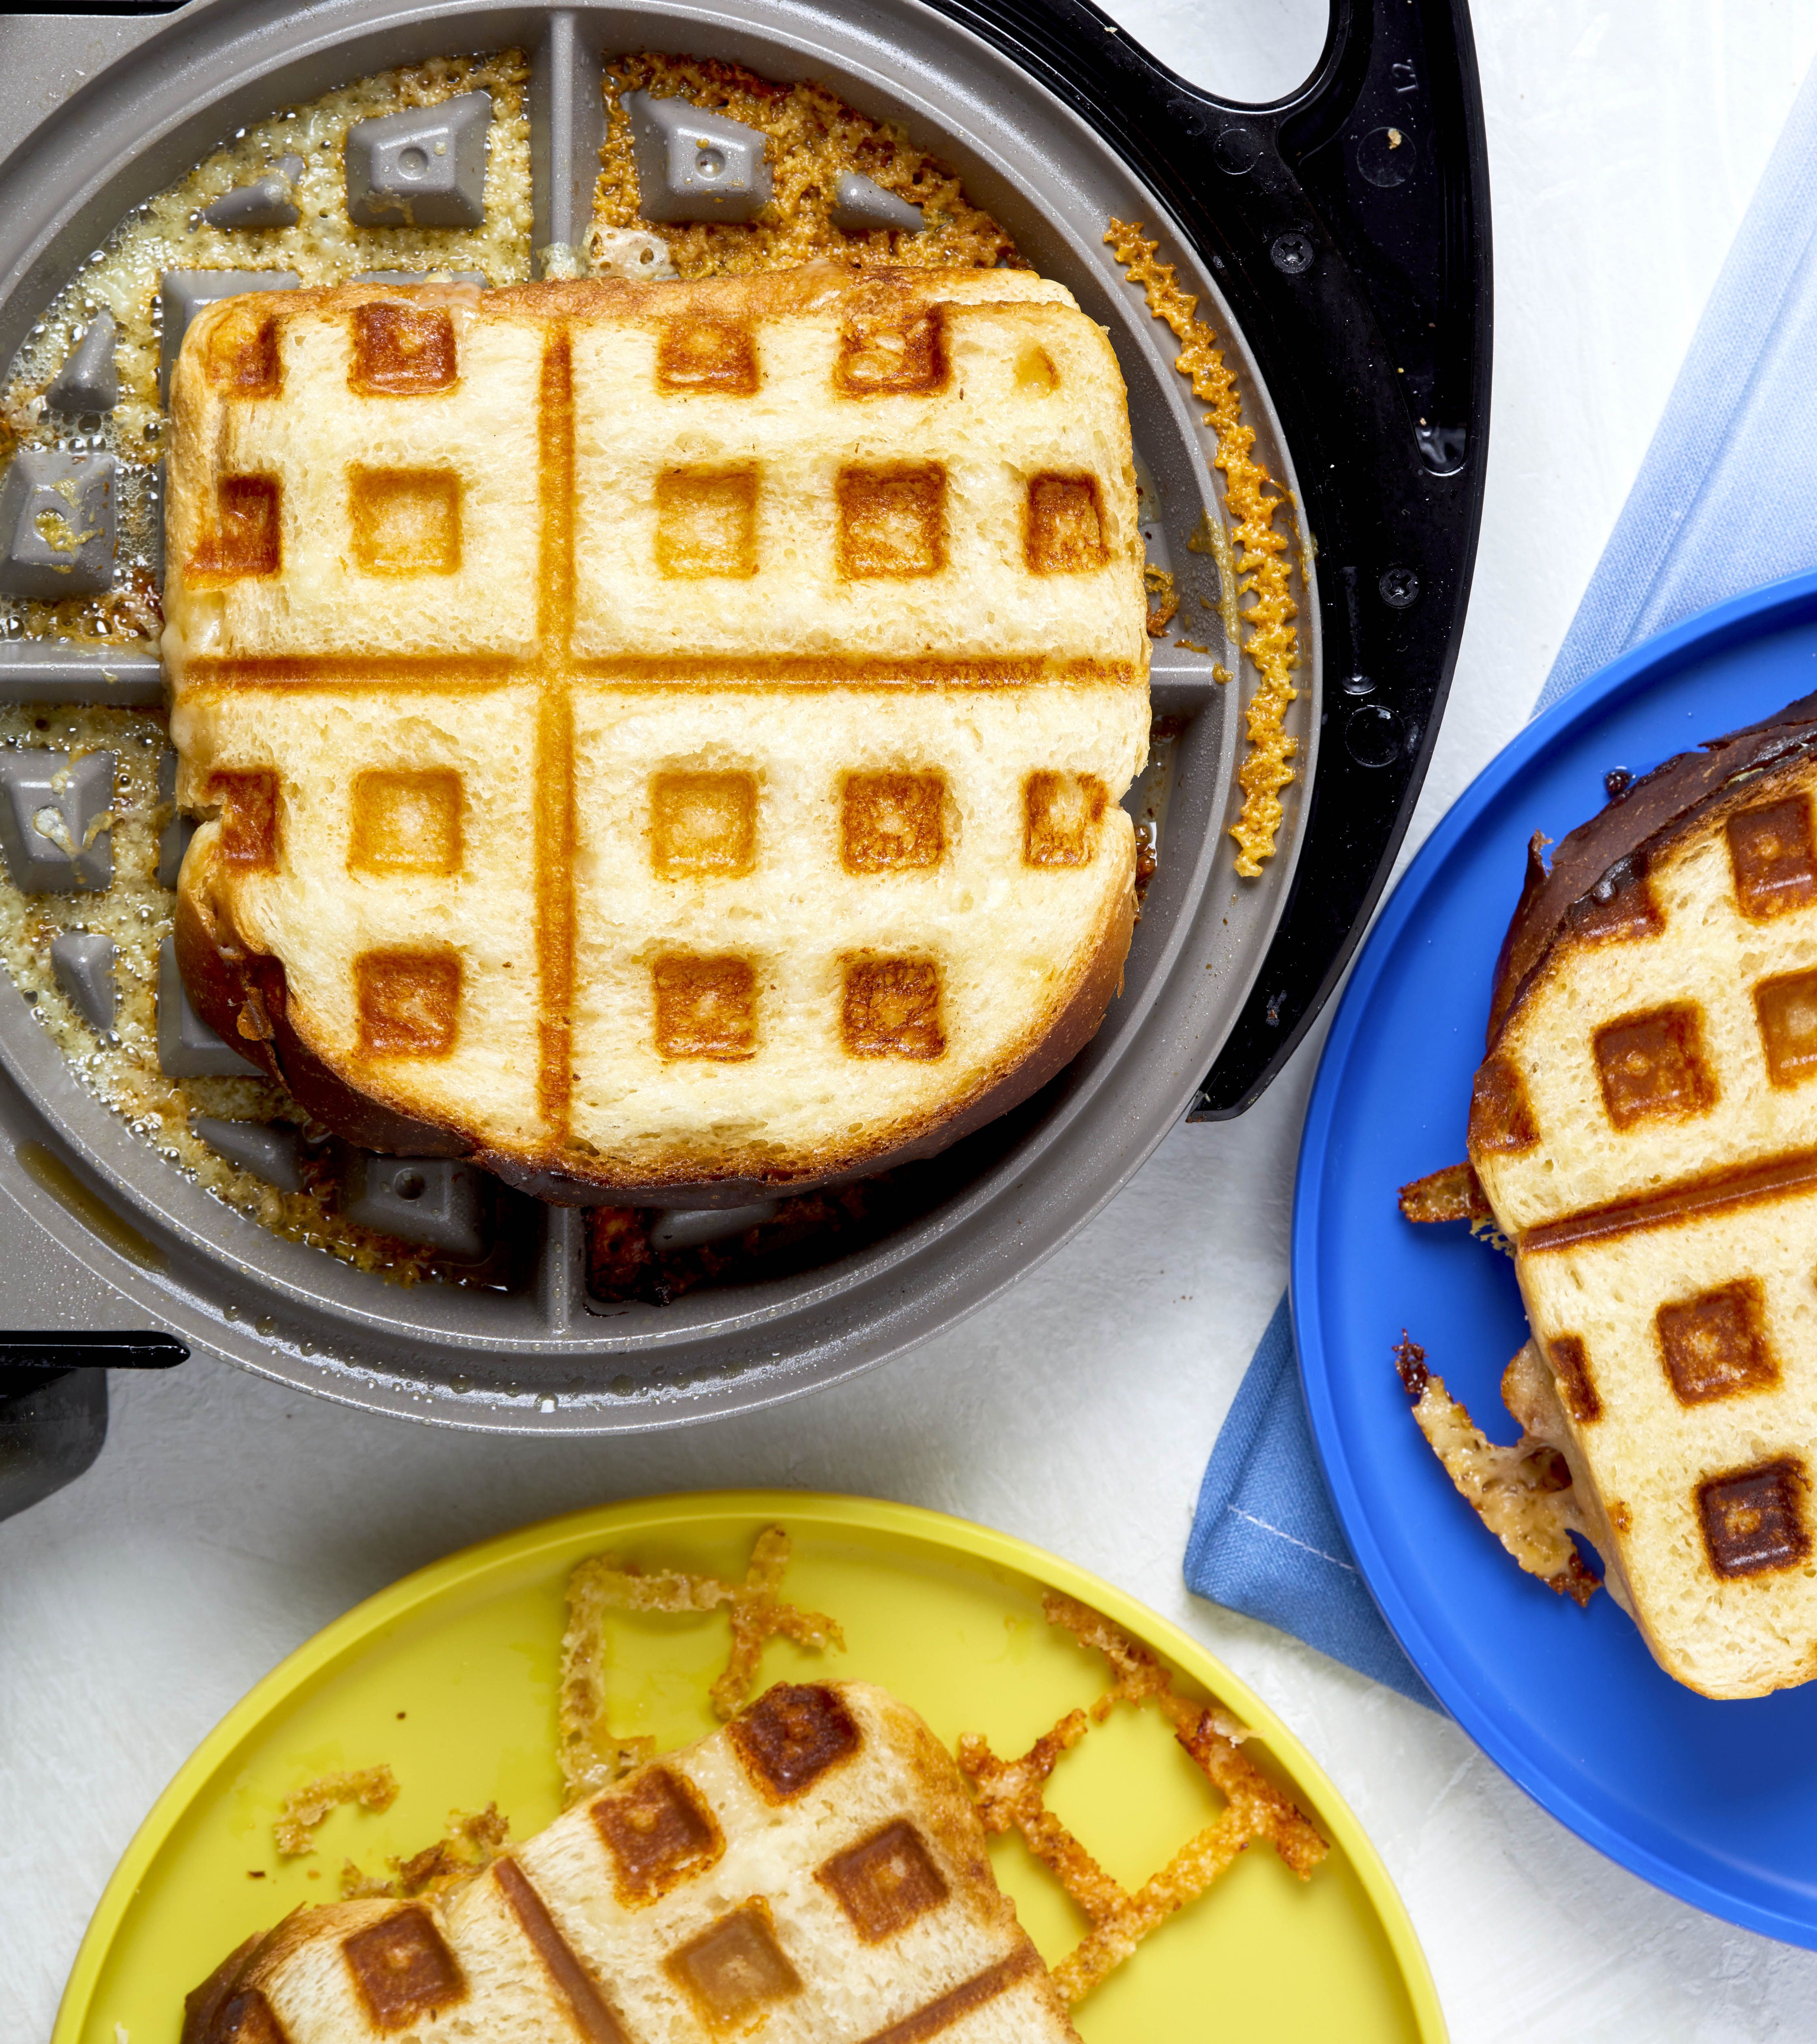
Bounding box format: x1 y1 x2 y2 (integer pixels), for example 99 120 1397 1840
0 0 1487 1455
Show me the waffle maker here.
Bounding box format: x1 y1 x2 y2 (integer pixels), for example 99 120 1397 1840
0 0 1488 1508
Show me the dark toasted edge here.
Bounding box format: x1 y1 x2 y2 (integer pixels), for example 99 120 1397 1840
174 876 470 1158
181 1932 261 2044
174 824 1136 1207
1487 688 1817 1047
182 1900 411 2042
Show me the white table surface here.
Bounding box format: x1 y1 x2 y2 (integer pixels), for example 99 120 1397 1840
7 3 1817 2037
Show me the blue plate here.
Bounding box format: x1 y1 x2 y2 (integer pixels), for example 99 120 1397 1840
1294 568 1817 1945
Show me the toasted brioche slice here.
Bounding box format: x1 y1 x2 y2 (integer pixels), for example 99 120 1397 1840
182 1679 1080 2044
163 267 1147 1204
1465 692 1817 1696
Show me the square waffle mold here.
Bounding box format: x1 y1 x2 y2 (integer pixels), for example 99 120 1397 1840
0 0 1488 1454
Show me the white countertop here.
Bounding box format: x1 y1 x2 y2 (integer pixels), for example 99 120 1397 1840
7 2 1817 2036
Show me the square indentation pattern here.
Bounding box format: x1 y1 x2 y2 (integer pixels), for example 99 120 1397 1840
342 1907 466 2029
656 318 758 395
655 468 758 579
837 466 945 579
567 690 1144 1172
649 771 756 878
592 1766 723 1906
571 289 1141 663
817 1819 948 1942
350 303 458 396
1568 864 1662 946
1657 1278 1779 1404
1468 1053 1540 1154
1755 967 1817 1085
728 1683 861 1801
1593 1003 1718 1130
1546 1335 1602 1422
653 955 758 1059
356 947 462 1056
189 475 281 582
171 299 541 655
1698 1458 1811 1578
1727 794 1817 919
1023 771 1107 866
349 468 462 575
842 773 944 871
1024 474 1107 573
209 768 279 871
844 959 943 1058
350 769 464 875
665 1902 801 2031
208 1990 286 2044
835 307 946 395
202 302 283 398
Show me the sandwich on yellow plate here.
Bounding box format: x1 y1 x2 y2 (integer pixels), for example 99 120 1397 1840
182 1681 1080 2044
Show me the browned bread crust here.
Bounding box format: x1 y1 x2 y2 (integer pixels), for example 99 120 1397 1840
1488 688 1817 1045
176 836 1134 1205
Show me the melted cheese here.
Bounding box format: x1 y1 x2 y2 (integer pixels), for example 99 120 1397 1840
1105 222 1298 878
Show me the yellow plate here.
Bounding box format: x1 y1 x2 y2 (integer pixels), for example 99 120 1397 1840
54 1490 1444 2043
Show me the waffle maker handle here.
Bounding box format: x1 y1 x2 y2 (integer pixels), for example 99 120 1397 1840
0 1332 187 1524
933 0 1491 1115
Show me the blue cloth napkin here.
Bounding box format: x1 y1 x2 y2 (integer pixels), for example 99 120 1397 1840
1186 55 1817 1703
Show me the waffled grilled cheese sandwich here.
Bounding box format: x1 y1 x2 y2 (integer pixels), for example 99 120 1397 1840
183 1681 1080 2044
163 268 1148 1204
1418 694 1817 1698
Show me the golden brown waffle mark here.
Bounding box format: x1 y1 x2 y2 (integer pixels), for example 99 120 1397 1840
956 1593 1326 2007
535 324 578 1139
165 272 1150 1202
180 657 1143 689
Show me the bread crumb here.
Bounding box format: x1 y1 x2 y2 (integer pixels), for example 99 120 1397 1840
595 54 1020 277
1143 563 1178 637
273 1764 399 1857
340 1803 509 1901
